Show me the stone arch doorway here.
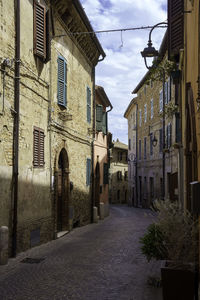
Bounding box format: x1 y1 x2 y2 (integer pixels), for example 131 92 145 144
55 148 70 232
95 161 100 214
185 84 198 210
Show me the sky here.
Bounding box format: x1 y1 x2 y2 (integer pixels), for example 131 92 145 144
80 0 167 144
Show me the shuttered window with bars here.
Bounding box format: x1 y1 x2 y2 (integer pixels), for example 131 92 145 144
87 87 91 123
57 56 67 107
33 1 46 59
168 0 184 58
33 127 45 167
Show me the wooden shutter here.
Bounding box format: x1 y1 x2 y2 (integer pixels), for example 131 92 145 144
103 163 109 184
33 1 46 59
175 113 181 142
102 111 107 135
33 127 45 167
159 128 163 152
168 0 184 58
45 9 51 63
96 104 103 131
87 87 91 123
86 158 91 186
57 56 67 106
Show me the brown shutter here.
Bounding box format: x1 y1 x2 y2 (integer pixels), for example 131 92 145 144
33 127 45 167
39 131 44 166
33 128 39 167
168 0 184 58
33 1 46 59
45 9 51 63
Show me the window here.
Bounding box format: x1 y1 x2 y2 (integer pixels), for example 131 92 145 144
144 104 147 123
139 109 142 126
150 99 153 119
117 171 122 181
139 139 141 160
166 123 172 148
33 1 50 62
168 78 171 103
96 104 103 131
150 133 153 156
118 152 123 161
86 158 91 186
96 105 107 134
159 128 163 153
168 0 184 58
128 138 131 150
103 163 109 184
87 86 91 123
57 56 67 106
150 177 154 198
164 79 171 104
159 90 163 112
33 127 45 167
124 171 128 181
132 136 135 150
144 137 147 159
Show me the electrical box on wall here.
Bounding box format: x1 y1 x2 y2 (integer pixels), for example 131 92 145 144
190 181 200 214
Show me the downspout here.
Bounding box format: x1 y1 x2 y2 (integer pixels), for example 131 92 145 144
91 66 95 223
12 0 20 257
135 103 138 207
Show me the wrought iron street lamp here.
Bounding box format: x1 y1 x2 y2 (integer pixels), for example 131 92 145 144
141 22 167 199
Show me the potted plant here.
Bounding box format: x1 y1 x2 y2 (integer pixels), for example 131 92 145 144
140 199 198 300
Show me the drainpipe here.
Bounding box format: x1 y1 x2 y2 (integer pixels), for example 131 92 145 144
91 66 95 223
135 103 138 207
12 0 20 257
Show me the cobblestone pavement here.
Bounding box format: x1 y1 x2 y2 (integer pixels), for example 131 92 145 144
0 205 162 300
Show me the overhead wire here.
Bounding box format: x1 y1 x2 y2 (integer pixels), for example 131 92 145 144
54 24 168 38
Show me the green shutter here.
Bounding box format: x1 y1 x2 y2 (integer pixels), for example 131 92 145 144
86 158 91 186
102 111 107 135
96 104 103 131
103 163 108 184
57 56 67 106
87 87 91 123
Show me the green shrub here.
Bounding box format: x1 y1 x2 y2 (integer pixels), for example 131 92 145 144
140 223 167 262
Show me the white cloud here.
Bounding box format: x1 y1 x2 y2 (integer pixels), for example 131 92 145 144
80 0 167 144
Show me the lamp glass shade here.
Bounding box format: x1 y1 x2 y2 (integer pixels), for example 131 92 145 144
141 46 159 58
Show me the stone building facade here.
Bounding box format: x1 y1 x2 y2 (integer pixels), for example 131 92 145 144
0 0 105 255
94 86 112 217
124 98 138 206
109 140 128 204
130 34 179 208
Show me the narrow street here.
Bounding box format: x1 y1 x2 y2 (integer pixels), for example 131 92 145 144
0 205 162 300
